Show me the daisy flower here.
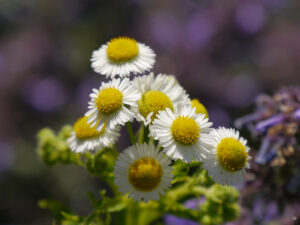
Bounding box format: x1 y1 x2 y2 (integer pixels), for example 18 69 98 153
85 78 141 131
67 116 120 153
190 98 209 118
203 127 250 186
114 143 173 202
132 73 190 125
151 104 213 162
91 37 156 78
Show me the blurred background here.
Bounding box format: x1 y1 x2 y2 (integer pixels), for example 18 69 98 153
0 0 300 224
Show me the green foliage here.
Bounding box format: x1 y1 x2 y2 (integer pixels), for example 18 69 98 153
37 126 81 166
36 126 241 225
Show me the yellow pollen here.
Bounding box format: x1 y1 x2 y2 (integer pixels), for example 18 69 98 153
96 88 123 115
74 116 104 139
138 90 173 121
217 137 248 172
191 99 209 118
128 157 163 192
106 37 139 63
171 116 200 145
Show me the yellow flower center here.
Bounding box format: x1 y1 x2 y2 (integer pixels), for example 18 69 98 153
106 37 139 63
138 90 173 121
128 157 163 192
217 137 248 172
96 88 123 115
74 116 104 139
191 99 208 118
171 116 200 145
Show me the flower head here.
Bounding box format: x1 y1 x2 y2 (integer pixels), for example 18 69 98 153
67 116 120 152
91 37 156 78
151 104 212 162
203 127 250 185
132 73 190 125
85 78 141 131
114 143 173 202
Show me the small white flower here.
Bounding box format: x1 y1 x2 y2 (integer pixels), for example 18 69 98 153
114 143 173 202
203 127 251 186
85 78 141 131
67 116 120 153
151 104 212 162
132 73 190 125
91 37 156 78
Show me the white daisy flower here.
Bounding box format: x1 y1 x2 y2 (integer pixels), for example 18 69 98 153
85 78 141 131
114 143 173 202
67 116 120 153
203 127 251 186
91 37 156 78
132 73 190 125
151 104 213 162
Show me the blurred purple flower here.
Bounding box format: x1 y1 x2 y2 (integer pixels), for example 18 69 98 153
264 201 279 221
253 199 279 222
255 137 271 164
293 108 300 120
184 12 216 51
234 112 261 130
23 77 68 112
235 86 300 166
233 86 300 225
255 115 284 132
149 13 181 50
235 2 265 34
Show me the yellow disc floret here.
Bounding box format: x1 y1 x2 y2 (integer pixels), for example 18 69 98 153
128 157 163 192
217 137 248 172
74 116 103 139
191 99 208 118
96 88 123 115
171 116 200 145
107 37 139 63
138 90 173 121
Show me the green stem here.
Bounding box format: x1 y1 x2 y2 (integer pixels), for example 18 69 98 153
126 122 136 144
138 124 145 144
105 178 119 196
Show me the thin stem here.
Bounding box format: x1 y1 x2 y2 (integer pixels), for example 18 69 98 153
105 178 119 196
126 122 136 144
138 124 145 144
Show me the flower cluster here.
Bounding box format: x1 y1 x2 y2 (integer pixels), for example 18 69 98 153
235 86 300 166
232 87 300 224
66 36 251 202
